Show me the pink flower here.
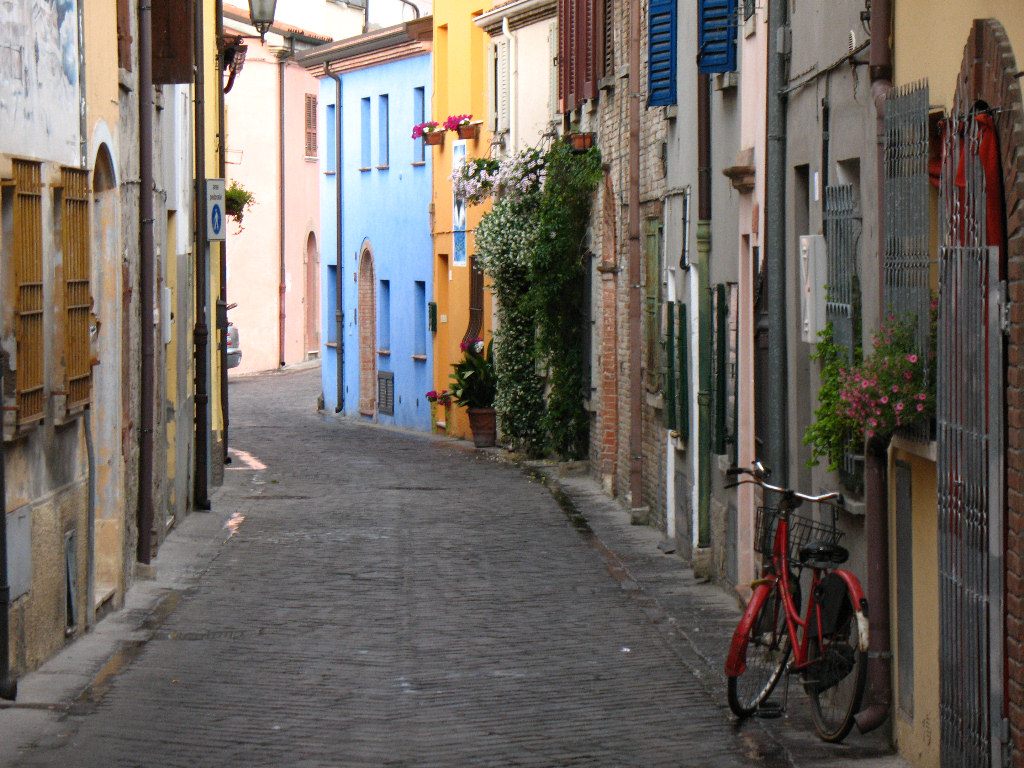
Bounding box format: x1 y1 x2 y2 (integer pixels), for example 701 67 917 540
916 403 925 412
880 395 888 404
892 385 899 393
905 354 918 363
895 402 905 412
905 371 913 380
862 380 871 388
868 417 878 427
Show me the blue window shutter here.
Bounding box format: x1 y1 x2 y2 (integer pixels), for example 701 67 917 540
648 0 677 106
698 0 737 73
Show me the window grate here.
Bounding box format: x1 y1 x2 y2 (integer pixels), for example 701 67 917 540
377 371 394 416
305 94 318 158
823 183 861 364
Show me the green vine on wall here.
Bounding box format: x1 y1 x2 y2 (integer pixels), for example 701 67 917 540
471 141 602 460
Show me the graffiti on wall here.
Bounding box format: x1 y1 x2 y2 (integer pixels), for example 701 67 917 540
0 0 80 164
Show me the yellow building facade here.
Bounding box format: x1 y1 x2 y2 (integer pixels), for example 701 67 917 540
430 0 494 440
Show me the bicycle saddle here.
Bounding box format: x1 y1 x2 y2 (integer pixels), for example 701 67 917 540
799 540 849 566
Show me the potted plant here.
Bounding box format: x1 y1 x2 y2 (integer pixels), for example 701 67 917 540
568 131 595 153
449 338 497 447
412 120 444 146
445 113 478 140
425 389 453 435
224 180 256 223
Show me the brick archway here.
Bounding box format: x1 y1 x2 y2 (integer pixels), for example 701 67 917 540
951 17 1024 766
358 245 376 417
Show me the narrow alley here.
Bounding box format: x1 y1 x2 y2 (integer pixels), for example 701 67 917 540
0 366 904 768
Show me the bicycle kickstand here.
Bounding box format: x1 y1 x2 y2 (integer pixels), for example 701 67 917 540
755 669 791 719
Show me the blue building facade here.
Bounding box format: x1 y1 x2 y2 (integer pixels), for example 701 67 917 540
302 21 434 430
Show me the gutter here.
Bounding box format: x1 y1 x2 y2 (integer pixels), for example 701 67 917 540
854 0 893 734
279 53 287 368
695 72 712 550
627 0 642 507
327 63 345 412
217 0 230 463
193 0 212 511
137 0 157 561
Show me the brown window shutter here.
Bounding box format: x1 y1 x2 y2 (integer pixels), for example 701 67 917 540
12 160 45 426
62 168 92 411
117 0 133 70
151 0 195 84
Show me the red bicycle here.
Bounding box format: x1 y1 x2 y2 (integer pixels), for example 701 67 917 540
724 462 869 743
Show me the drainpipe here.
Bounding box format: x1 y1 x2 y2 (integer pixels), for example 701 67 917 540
327 64 345 412
627 0 642 507
696 72 712 549
217 0 230 462
764 0 789 487
854 0 894 734
278 54 287 368
193 0 211 511
0 374 17 699
137 0 156 562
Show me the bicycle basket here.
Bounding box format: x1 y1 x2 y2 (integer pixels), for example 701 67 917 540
754 506 844 565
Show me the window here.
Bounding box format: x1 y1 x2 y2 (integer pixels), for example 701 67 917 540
325 104 336 173
305 93 318 158
378 280 390 352
463 258 484 346
7 160 45 426
117 0 132 70
489 41 510 132
644 218 663 390
360 97 371 169
62 167 92 410
648 0 677 105
378 95 389 168
414 281 426 356
413 87 425 163
557 0 606 112
698 0 738 73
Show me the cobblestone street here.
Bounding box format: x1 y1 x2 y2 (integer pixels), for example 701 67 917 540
0 366 908 767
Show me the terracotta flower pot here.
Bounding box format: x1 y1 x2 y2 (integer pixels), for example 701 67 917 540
457 123 479 140
570 131 595 152
467 407 496 447
423 131 444 146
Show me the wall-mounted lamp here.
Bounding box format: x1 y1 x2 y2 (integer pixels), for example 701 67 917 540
248 0 278 42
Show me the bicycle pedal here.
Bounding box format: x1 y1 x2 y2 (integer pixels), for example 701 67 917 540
754 700 785 718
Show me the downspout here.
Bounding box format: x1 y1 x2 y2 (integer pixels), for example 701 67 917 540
696 72 712 550
193 0 211 510
217 0 229 462
327 64 345 412
278 54 287 368
627 0 642 507
137 0 157 562
854 0 893 734
0 373 18 699
764 0 789 486
397 0 420 19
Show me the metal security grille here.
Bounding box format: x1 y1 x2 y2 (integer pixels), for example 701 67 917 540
62 168 92 410
823 184 861 363
377 371 394 416
883 82 932 366
13 160 44 425
937 94 1006 768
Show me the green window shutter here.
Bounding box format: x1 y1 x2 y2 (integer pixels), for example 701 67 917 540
665 302 677 430
713 284 727 455
676 304 689 440
644 218 663 389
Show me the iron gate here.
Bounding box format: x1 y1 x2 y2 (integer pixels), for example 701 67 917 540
937 95 1007 768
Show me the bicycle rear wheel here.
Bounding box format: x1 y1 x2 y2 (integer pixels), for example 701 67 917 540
727 584 790 717
805 578 868 742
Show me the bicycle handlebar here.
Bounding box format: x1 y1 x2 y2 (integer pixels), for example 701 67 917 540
727 464 845 508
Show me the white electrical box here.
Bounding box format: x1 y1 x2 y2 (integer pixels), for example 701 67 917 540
800 234 826 343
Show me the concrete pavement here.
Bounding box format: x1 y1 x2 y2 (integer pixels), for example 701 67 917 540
0 364 910 767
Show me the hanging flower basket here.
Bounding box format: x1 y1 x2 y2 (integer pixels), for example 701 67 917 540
445 114 478 140
424 131 445 146
457 123 479 140
413 121 444 146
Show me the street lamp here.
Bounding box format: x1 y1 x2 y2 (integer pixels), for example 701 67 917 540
248 0 277 42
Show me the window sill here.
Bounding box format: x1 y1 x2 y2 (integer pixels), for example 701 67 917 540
326 342 338 348
359 167 371 172
376 165 389 171
411 354 427 361
411 161 426 167
305 156 318 162
324 170 336 176
377 349 391 356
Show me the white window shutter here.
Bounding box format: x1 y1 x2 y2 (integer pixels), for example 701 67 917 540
496 38 510 133
548 21 558 118
488 42 498 132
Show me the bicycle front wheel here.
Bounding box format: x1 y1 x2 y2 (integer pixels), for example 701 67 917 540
805 578 868 742
727 584 790 717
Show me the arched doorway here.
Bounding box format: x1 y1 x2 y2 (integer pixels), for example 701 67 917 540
357 245 376 417
304 232 319 359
